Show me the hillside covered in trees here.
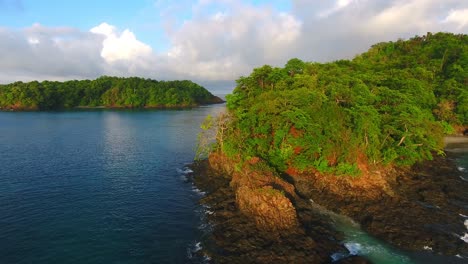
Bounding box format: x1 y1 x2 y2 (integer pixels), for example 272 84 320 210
0 76 222 110
216 32 467 174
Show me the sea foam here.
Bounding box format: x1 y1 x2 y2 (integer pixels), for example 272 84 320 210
176 167 194 174
461 220 468 243
344 242 363 255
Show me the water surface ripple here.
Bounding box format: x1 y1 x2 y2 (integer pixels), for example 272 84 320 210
0 106 224 264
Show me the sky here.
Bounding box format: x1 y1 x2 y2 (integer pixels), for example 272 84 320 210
0 0 467 93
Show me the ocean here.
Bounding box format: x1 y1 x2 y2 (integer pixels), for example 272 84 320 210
0 105 224 264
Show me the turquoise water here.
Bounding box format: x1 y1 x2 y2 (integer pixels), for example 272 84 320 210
0 106 224 264
310 201 414 264
313 196 468 264
324 148 468 264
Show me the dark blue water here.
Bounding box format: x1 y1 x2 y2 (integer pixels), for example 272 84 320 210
0 105 225 264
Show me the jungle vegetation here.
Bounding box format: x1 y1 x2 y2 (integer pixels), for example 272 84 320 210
214 32 467 175
0 76 221 110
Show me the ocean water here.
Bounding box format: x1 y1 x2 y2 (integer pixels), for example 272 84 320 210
0 105 225 264
1 106 467 264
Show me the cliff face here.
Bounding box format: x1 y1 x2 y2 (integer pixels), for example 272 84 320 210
208 152 298 231
192 153 354 263
206 152 394 233
204 151 468 258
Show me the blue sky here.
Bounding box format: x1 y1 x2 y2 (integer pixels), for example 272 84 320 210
0 0 291 52
0 0 466 91
1 0 165 51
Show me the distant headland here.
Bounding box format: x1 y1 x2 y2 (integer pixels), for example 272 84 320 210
0 76 224 111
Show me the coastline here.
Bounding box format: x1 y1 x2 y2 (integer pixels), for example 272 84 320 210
189 160 371 263
445 135 468 151
0 98 225 112
445 136 468 155
445 135 468 145
190 143 468 263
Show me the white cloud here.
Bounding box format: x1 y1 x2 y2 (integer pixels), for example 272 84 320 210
0 0 467 91
365 0 440 33
0 23 105 83
164 1 302 80
290 0 468 62
90 22 153 63
443 8 468 29
318 0 355 18
27 37 39 45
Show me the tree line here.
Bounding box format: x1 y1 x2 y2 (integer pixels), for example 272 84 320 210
0 76 221 110
216 32 467 175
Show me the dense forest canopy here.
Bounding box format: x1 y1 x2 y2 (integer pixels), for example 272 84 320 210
0 76 221 110
217 32 467 175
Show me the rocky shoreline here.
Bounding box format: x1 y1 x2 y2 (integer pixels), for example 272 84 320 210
190 159 371 263
189 137 468 263
303 154 468 256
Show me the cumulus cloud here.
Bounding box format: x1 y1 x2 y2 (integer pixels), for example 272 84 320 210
0 23 105 82
443 8 468 29
318 0 355 18
90 23 152 63
0 23 157 83
164 1 302 80
291 0 468 61
0 0 467 91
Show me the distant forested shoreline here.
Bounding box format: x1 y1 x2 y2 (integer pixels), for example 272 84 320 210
0 76 223 110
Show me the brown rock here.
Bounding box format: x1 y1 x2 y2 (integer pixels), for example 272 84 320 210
236 186 298 231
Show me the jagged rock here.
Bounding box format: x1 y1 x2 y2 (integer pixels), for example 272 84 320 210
236 186 298 231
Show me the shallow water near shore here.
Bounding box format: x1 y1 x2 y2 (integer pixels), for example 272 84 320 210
311 200 413 264
311 136 468 263
328 137 468 264
445 137 468 182
0 105 224 264
320 197 468 264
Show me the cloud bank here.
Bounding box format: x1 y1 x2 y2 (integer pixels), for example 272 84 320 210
0 0 467 90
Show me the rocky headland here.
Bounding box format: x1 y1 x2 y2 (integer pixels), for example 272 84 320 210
190 137 468 263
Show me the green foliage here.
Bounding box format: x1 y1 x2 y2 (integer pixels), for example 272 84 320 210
440 121 456 135
335 163 361 177
0 76 219 110
195 115 217 160
219 32 466 176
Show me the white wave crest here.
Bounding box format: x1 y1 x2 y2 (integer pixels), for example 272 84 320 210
194 242 202 252
187 241 203 260
461 220 468 243
176 167 194 175
461 233 468 243
191 186 206 196
423 245 433 251
344 242 363 255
